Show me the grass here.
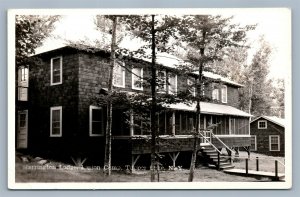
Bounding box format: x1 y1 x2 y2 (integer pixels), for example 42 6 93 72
15 151 283 183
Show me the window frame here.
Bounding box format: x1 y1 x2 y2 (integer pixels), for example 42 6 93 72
157 70 167 93
250 135 257 151
221 85 227 103
269 135 280 151
50 56 63 86
50 106 62 137
89 106 104 137
168 74 177 95
229 117 235 135
212 88 219 101
113 61 126 88
132 67 143 90
187 78 196 97
258 120 267 129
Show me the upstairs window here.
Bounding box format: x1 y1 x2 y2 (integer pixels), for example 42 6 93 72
157 70 166 93
212 88 219 100
50 56 62 85
18 67 28 101
168 74 177 94
89 106 104 136
221 85 227 103
50 106 62 137
132 67 143 90
258 120 267 129
187 78 196 97
113 61 125 88
269 135 280 151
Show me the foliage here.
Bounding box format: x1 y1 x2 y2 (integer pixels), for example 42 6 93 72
15 15 60 68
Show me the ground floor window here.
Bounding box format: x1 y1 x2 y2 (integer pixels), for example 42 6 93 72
50 106 62 137
269 135 280 151
89 106 104 136
250 135 257 151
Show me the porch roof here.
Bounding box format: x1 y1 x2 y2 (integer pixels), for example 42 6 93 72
168 102 252 117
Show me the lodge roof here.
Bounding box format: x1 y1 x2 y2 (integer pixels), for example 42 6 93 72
250 116 285 128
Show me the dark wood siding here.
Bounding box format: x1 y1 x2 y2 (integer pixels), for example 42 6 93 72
250 117 285 156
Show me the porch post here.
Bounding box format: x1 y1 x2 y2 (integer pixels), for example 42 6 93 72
130 111 134 136
172 111 176 136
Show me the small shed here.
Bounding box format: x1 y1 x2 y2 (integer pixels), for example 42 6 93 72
250 116 285 157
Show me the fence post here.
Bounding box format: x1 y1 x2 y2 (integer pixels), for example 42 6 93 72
245 158 248 176
217 152 220 171
275 160 279 181
256 157 259 171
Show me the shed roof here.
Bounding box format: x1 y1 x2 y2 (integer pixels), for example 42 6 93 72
250 116 285 128
168 102 252 117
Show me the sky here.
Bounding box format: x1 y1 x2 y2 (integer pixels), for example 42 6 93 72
37 8 291 80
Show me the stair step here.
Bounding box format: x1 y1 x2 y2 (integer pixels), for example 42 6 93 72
212 158 228 162
205 152 218 156
220 165 235 170
218 162 231 166
202 149 217 153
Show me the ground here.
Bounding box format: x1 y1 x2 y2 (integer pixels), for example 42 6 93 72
15 151 285 182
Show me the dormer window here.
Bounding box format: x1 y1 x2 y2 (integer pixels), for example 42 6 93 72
113 61 125 88
50 56 62 85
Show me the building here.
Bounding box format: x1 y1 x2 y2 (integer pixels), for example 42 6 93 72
16 45 252 168
250 116 285 157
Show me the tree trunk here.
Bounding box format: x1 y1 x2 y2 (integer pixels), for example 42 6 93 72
188 32 206 182
104 16 117 176
150 15 157 182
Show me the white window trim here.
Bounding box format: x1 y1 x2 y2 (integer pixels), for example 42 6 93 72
113 61 126 88
221 85 227 103
251 135 257 151
212 88 219 100
269 135 280 151
157 70 167 93
258 120 267 129
132 67 143 90
50 56 63 86
89 106 104 137
168 74 177 95
50 106 62 137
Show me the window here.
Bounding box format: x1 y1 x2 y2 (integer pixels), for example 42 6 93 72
258 120 267 129
187 78 196 97
50 56 62 85
212 88 219 100
18 67 28 101
229 117 235 134
89 106 104 136
168 74 177 94
50 106 62 137
250 135 257 151
113 61 125 88
157 70 166 93
269 135 280 151
132 67 143 90
221 85 227 103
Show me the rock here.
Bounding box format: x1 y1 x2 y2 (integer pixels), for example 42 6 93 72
33 157 42 161
37 160 48 165
21 156 29 162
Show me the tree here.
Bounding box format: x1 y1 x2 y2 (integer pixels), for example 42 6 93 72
239 38 273 116
177 15 255 181
15 15 60 68
123 15 181 182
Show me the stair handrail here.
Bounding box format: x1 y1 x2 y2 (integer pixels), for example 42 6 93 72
208 130 235 155
198 130 222 155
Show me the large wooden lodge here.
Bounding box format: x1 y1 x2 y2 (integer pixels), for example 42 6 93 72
16 46 252 169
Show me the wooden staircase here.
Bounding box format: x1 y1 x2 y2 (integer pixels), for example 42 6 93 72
201 145 235 170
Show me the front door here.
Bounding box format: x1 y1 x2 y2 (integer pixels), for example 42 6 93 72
17 110 28 149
